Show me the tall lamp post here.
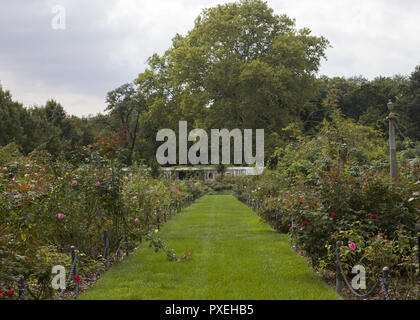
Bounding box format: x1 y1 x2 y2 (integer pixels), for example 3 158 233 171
387 100 398 182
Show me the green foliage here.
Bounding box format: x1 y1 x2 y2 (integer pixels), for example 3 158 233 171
134 0 329 161
319 70 420 153
321 75 408 122
145 231 178 261
206 174 235 193
400 65 420 141
149 158 162 179
0 85 27 149
216 163 226 174
233 157 419 298
105 83 146 165
0 148 206 299
0 85 95 157
0 142 23 166
233 109 419 292
275 105 386 180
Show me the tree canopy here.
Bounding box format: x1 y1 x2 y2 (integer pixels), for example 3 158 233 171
1 0 419 165
135 0 330 161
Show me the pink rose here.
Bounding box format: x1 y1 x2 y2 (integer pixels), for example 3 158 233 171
95 181 100 187
348 243 356 251
71 180 78 185
132 195 138 200
57 213 65 219
135 218 140 224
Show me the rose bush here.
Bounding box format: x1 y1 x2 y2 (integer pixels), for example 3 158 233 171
0 146 207 299
233 108 419 284
233 162 419 269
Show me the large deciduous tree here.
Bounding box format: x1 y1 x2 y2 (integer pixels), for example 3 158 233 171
135 0 329 160
105 83 146 165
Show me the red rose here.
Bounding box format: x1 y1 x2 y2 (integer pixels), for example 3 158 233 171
309 222 313 226
0 291 6 296
292 226 297 231
331 213 337 218
314 203 318 206
74 274 81 283
299 201 304 205
287 224 291 228
332 206 337 211
371 214 377 219
8 289 14 297
302 221 308 226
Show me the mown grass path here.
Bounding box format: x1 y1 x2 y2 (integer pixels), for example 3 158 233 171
79 195 340 300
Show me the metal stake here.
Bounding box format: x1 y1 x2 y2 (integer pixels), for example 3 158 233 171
335 241 342 294
104 230 110 270
18 276 25 300
382 267 389 300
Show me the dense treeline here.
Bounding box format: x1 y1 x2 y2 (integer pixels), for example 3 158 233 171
0 0 419 300
0 88 96 158
320 70 420 142
1 0 419 166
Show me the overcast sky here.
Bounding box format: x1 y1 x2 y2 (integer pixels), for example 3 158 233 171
1 0 419 117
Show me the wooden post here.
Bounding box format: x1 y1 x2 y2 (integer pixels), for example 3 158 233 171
388 100 398 182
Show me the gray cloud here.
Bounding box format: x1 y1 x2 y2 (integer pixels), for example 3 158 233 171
0 0 419 116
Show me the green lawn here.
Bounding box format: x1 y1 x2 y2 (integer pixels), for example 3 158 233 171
79 195 340 300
